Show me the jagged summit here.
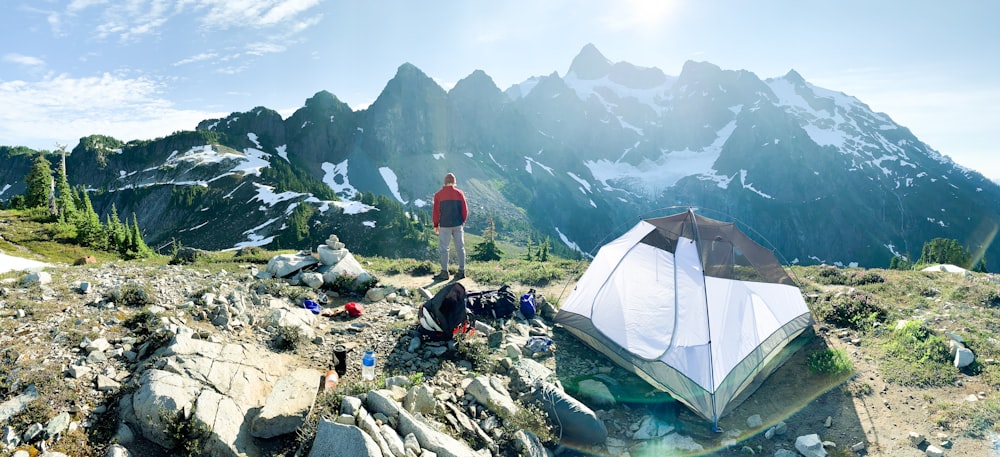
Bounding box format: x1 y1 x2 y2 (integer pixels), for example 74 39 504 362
567 43 612 80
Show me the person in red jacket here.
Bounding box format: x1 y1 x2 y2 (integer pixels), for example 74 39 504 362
432 172 468 280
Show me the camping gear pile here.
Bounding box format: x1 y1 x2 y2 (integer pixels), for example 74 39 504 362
555 208 813 430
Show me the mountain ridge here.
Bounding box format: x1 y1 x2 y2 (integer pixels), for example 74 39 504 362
0 44 997 269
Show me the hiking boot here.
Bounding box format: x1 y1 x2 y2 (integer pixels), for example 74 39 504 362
454 270 465 280
434 271 450 281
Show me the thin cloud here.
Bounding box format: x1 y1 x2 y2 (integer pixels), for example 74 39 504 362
173 52 220 66
198 0 322 29
3 53 46 68
0 73 223 149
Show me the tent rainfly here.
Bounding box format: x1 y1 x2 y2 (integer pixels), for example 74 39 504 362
554 208 813 429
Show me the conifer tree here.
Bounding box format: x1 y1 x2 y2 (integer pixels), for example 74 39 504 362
105 204 127 251
24 154 54 210
126 212 152 258
74 188 104 248
539 237 550 262
471 214 503 261
524 236 535 261
54 146 77 222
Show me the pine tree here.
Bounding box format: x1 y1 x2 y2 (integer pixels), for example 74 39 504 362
24 154 54 210
74 188 104 248
539 237 550 262
105 204 127 252
524 236 535 261
54 145 77 222
470 214 503 261
126 212 152 259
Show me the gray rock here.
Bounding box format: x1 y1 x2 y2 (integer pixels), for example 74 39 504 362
358 407 394 457
385 375 411 390
632 415 674 440
366 287 388 303
43 411 71 439
380 423 406 457
746 414 763 428
307 418 382 457
86 337 112 353
96 374 120 392
301 272 324 289
794 434 827 457
909 431 926 446
104 444 130 457
366 390 478 457
342 396 364 416
321 252 368 289
513 430 547 457
266 307 317 340
466 376 518 418
22 422 43 442
403 433 421 456
266 253 318 278
122 331 297 456
3 425 20 448
954 346 975 368
577 379 615 407
508 358 553 392
403 384 436 415
22 271 52 286
925 444 944 457
317 245 349 266
251 367 323 438
0 384 38 423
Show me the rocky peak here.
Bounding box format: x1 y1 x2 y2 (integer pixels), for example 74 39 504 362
567 43 612 80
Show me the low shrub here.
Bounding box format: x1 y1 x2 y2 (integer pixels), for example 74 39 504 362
815 266 847 285
272 325 303 352
108 282 156 307
812 290 887 331
807 348 854 376
879 320 956 387
847 271 885 286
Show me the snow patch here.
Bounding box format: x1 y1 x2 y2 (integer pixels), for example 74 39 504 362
321 160 358 198
586 119 738 196
379 166 407 204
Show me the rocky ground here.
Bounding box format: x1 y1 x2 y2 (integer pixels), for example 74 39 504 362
0 258 998 457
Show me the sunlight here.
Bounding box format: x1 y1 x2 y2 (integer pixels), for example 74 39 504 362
599 0 679 31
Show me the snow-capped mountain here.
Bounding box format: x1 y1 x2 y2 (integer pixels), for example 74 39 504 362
1 44 997 269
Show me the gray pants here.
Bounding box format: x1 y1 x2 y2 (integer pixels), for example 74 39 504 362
438 225 465 272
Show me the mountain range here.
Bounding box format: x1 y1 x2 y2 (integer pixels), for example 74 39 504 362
1 44 998 270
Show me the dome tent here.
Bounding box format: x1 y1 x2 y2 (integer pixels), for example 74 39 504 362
554 208 813 430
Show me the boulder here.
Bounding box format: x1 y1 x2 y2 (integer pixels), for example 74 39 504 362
954 346 975 368
794 434 827 457
465 376 518 418
576 379 615 407
266 253 318 278
121 330 295 455
307 418 382 457
317 245 349 266
365 390 479 457
251 368 324 438
320 252 370 289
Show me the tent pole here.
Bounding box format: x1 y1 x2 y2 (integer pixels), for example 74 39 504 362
689 208 723 432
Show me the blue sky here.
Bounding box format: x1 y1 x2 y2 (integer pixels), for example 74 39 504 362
2 1 997 179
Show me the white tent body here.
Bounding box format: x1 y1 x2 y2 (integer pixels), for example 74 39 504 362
555 210 812 428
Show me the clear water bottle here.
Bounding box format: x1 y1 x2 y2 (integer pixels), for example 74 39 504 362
361 350 376 381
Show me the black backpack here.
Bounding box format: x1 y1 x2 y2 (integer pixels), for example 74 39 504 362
467 284 518 319
418 282 472 341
